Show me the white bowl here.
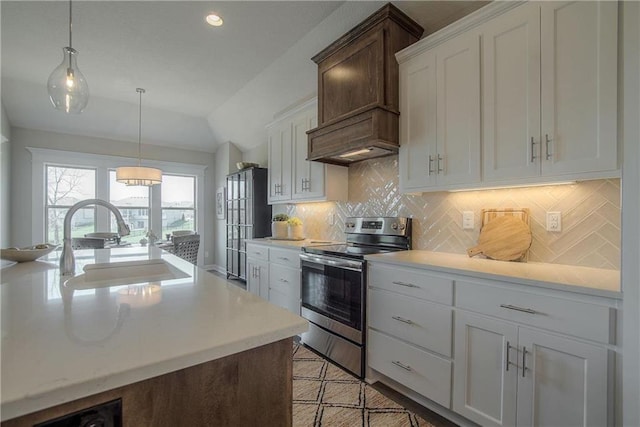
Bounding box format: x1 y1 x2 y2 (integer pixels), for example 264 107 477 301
1 244 58 263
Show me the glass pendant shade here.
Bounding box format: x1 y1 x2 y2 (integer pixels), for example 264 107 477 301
47 47 89 114
115 166 162 186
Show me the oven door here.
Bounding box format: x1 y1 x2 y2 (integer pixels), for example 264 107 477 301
299 253 364 344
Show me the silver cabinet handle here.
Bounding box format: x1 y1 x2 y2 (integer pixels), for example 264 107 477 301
392 281 419 289
278 257 290 261
530 137 537 162
545 134 552 160
437 154 444 173
499 304 540 315
506 341 512 372
428 155 434 175
522 346 527 377
392 316 413 325
279 278 289 283
392 360 412 372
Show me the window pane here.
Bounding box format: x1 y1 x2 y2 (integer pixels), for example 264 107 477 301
109 170 150 240
109 171 149 205
47 207 95 244
162 209 195 237
46 166 95 206
162 175 195 208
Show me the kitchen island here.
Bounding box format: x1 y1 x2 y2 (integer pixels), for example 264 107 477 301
1 246 307 425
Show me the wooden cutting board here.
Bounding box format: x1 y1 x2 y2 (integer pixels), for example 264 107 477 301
467 216 532 261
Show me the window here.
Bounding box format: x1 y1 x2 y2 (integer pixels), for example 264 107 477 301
109 170 149 240
45 166 96 244
31 148 205 252
161 174 196 238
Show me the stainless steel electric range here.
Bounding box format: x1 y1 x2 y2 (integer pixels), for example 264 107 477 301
299 217 412 378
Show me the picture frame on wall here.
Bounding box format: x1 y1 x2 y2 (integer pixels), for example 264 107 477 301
216 187 225 220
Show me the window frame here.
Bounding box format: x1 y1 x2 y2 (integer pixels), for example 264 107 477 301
29 147 207 249
161 173 197 237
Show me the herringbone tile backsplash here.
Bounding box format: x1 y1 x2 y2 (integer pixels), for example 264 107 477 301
281 156 621 270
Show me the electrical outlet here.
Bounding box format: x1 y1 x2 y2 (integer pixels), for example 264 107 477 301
462 211 474 230
328 213 335 226
204 251 209 258
546 211 562 232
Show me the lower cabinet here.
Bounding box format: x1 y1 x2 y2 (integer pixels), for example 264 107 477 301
246 243 300 315
366 260 617 427
453 310 608 427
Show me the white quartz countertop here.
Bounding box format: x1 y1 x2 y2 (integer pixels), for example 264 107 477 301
365 250 621 299
247 238 338 250
0 246 307 421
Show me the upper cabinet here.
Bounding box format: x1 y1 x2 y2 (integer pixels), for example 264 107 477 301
483 1 618 184
267 98 348 205
399 30 481 192
397 1 619 193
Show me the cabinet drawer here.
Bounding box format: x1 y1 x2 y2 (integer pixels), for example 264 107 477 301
368 329 452 408
368 263 453 305
456 281 613 344
269 247 300 268
246 243 269 261
269 264 300 296
369 289 452 357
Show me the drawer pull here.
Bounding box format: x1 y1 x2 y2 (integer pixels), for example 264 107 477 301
278 257 290 261
255 251 262 255
392 316 414 325
392 281 419 289
392 360 412 372
279 278 289 283
499 304 539 315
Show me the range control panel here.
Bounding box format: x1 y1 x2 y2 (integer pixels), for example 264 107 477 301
344 217 411 236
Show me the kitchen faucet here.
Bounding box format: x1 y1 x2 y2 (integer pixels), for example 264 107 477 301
60 199 131 276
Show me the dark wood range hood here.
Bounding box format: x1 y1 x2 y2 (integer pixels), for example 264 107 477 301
306 3 423 166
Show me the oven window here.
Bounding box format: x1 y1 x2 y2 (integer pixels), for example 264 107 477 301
301 261 362 330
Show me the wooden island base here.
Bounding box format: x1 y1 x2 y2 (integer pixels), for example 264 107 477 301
3 338 293 427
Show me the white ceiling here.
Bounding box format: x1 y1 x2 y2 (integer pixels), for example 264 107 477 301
1 1 487 154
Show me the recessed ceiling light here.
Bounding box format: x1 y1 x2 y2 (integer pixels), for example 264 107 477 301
206 14 223 27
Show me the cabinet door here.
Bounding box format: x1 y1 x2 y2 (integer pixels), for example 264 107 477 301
435 32 481 187
267 123 292 202
482 3 541 182
540 1 617 176
399 47 437 191
246 258 268 298
453 311 517 427
292 110 325 201
516 328 608 427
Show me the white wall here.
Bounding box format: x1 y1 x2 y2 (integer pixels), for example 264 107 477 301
1 103 11 247
9 127 216 265
213 142 242 271
242 144 268 167
622 1 640 424
207 1 385 151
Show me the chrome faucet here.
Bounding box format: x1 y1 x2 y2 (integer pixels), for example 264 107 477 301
60 199 131 276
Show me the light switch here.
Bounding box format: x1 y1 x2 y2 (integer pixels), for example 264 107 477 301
462 211 474 230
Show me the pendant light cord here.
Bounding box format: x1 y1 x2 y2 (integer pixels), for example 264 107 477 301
68 0 72 48
137 88 145 167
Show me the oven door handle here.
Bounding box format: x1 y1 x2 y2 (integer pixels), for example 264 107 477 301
300 253 363 272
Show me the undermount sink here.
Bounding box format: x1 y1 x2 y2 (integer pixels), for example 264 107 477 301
64 259 190 290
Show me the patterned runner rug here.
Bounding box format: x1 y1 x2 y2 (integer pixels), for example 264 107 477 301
293 344 435 427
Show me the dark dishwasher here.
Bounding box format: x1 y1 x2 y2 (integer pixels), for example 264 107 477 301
34 399 122 427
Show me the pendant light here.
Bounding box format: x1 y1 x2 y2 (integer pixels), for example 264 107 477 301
47 0 89 114
116 88 162 186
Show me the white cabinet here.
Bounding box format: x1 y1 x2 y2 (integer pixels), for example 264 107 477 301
367 262 454 408
246 257 268 298
245 243 301 315
267 98 348 204
453 280 612 427
399 30 480 192
482 1 618 184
